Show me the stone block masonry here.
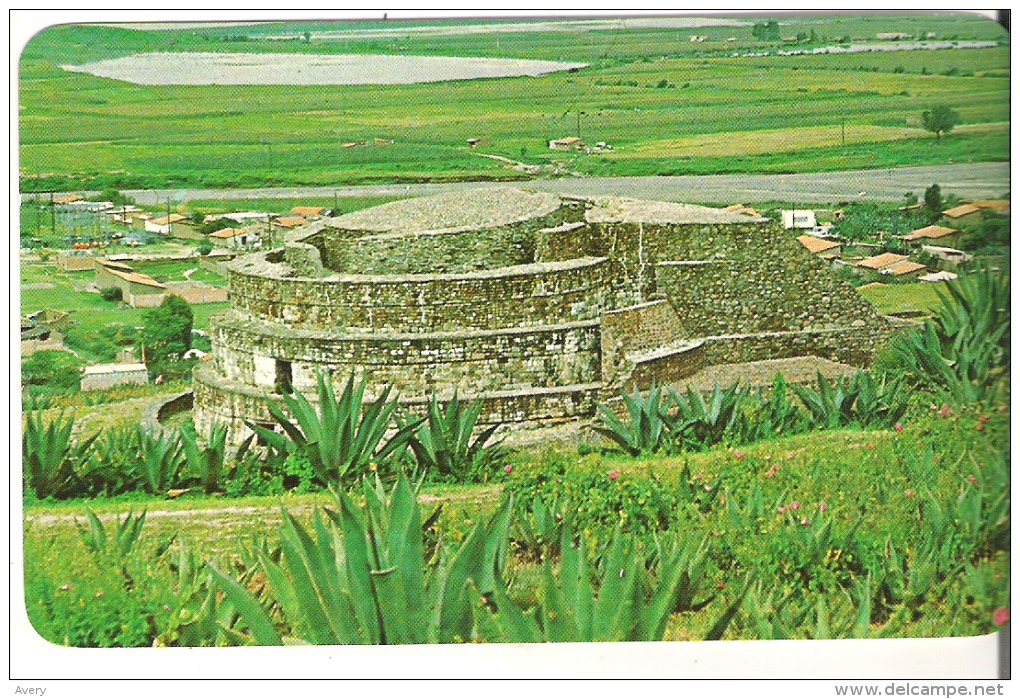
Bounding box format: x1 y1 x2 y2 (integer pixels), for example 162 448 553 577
194 187 891 445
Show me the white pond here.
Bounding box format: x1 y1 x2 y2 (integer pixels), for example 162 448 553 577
61 52 589 86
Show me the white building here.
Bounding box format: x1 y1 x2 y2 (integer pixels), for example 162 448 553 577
81 363 149 391
781 210 817 230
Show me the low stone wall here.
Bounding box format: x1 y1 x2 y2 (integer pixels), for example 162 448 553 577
211 313 602 397
20 333 66 357
702 325 895 368
600 299 687 385
623 341 706 391
193 365 599 446
198 257 235 277
228 257 614 333
140 390 193 436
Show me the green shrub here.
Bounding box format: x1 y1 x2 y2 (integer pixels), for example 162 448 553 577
179 423 228 494
99 286 123 302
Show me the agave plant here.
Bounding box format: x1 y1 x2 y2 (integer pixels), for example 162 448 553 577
134 428 186 495
75 509 148 558
667 383 747 450
511 495 573 561
22 412 96 499
849 372 909 428
180 423 228 494
729 374 808 444
247 373 422 488
793 373 861 430
480 525 744 642
211 475 514 645
406 392 503 482
592 384 674 456
891 270 1010 404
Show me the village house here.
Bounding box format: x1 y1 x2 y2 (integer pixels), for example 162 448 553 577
921 245 972 265
918 270 959 284
797 235 842 260
290 206 326 219
880 260 928 280
52 193 83 205
548 136 584 151
971 199 1010 216
858 252 909 272
145 213 188 235
781 209 817 230
273 216 308 230
56 249 97 271
94 259 166 305
209 227 261 249
80 362 149 392
941 203 983 227
901 224 960 244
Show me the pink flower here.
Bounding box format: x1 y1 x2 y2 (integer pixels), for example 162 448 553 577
778 506 787 514
504 464 513 474
895 423 904 433
967 474 977 486
789 501 800 511
717 581 726 590
905 489 915 499
719 496 727 505
930 403 939 412
939 404 953 418
976 424 986 432
994 608 1010 626
979 415 990 424
800 518 810 527
998 406 1008 414
704 484 713 492
819 502 828 513
733 451 746 461
608 470 620 481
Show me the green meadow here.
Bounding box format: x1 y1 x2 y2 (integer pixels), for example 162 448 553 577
18 15 1009 191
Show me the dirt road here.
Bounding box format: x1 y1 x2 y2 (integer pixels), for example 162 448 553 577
86 162 1009 206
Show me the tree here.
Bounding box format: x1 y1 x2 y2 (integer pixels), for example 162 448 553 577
921 106 960 140
142 295 193 364
924 184 943 220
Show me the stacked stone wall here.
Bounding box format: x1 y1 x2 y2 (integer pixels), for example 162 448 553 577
309 204 574 275
210 313 602 397
228 257 612 332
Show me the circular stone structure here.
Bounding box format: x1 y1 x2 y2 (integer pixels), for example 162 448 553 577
194 187 893 445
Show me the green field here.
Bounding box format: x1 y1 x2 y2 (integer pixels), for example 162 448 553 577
18 15 1009 191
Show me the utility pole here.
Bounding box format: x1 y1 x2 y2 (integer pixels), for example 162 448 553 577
841 117 846 147
49 192 55 236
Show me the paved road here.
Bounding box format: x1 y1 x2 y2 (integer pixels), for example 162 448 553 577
29 162 1010 206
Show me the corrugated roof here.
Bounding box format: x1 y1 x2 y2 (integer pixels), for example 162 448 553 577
881 261 927 276
291 206 325 216
919 271 959 283
83 362 148 375
972 199 1010 214
102 265 166 289
209 227 242 239
858 252 909 270
942 204 981 218
902 225 958 241
53 194 83 205
274 216 308 229
152 214 188 225
797 235 841 254
97 259 136 273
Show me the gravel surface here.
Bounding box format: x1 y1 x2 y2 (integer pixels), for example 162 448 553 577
100 162 1010 206
586 196 765 224
329 187 561 233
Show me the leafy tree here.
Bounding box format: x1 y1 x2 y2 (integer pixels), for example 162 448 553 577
921 106 960 140
196 241 214 256
142 295 193 364
752 20 781 42
924 184 943 220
